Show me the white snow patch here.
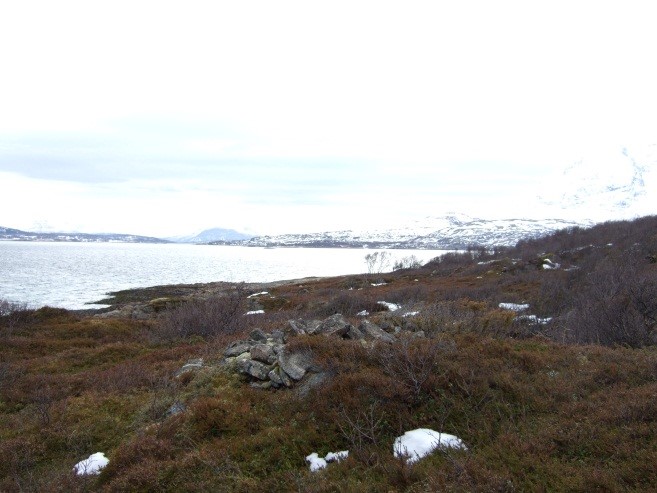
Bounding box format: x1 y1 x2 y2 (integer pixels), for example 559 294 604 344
305 453 327 472
325 450 349 463
378 301 401 312
499 303 530 311
73 452 109 476
393 429 466 464
356 310 370 316
371 282 387 287
245 310 265 315
306 450 349 472
247 291 269 298
403 311 420 317
542 259 561 270
516 315 552 325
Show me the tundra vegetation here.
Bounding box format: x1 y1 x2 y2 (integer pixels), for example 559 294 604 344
1 216 656 492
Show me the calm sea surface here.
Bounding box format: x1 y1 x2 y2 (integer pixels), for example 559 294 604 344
0 242 449 309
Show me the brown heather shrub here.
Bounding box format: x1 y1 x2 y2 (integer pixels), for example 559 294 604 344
103 433 177 477
407 299 516 337
0 299 31 338
92 359 154 394
312 290 386 318
155 285 248 341
31 306 77 325
564 255 657 347
188 396 232 438
377 283 435 306
377 335 451 404
0 437 46 483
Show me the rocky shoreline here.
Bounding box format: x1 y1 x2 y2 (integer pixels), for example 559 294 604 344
86 276 327 319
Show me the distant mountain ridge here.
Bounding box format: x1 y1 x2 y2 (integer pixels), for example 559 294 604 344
227 215 590 249
167 228 253 244
0 226 169 244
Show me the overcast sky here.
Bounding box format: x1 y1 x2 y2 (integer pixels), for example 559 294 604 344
1 1 656 237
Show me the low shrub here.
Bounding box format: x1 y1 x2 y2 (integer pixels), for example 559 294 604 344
0 299 31 337
154 285 247 341
313 291 386 318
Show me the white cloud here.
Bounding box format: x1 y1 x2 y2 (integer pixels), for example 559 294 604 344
1 1 656 235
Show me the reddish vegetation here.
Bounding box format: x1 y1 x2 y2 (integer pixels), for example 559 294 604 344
1 216 656 491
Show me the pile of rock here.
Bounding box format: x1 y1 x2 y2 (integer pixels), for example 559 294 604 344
223 313 406 389
223 327 314 390
286 313 395 343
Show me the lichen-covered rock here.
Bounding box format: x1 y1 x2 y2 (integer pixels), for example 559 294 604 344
249 328 268 342
316 314 351 337
225 341 254 357
346 324 365 340
278 367 294 387
296 371 330 398
250 344 276 364
237 359 272 381
270 329 286 344
175 358 204 376
359 320 395 343
286 319 307 336
287 319 323 335
278 350 313 381
268 368 284 386
250 381 272 390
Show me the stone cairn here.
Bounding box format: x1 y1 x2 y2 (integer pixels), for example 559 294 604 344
222 314 411 389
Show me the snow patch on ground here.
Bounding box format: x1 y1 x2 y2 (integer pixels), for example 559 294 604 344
247 291 269 298
516 315 552 325
542 259 561 270
378 301 401 312
499 303 530 311
73 452 109 476
403 311 420 317
393 429 466 464
357 310 370 316
305 453 327 472
306 450 349 472
245 310 265 315
371 282 387 287
325 450 349 462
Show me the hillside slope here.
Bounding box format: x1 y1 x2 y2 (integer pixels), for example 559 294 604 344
1 215 656 491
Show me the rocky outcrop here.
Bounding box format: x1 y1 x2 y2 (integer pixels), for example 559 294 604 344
94 304 154 320
174 358 204 377
223 313 409 390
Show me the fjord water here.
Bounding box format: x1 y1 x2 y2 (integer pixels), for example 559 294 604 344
0 242 448 310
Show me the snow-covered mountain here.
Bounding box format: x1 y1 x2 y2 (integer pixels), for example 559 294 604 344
235 144 656 249
0 226 169 244
237 215 589 249
168 228 253 244
540 144 657 221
